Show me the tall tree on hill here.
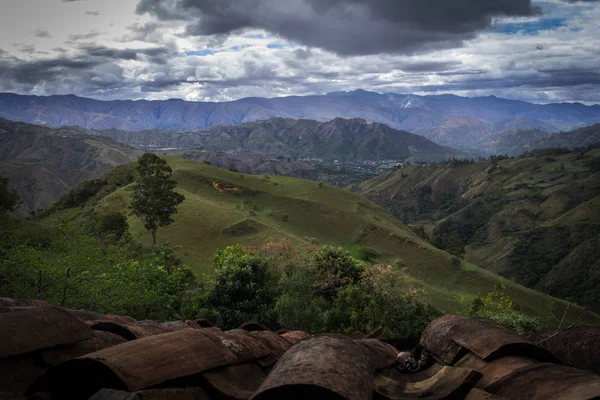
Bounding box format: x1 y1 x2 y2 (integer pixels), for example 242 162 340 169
131 153 185 246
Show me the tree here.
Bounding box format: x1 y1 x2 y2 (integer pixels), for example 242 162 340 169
131 153 185 246
0 177 20 214
191 245 278 329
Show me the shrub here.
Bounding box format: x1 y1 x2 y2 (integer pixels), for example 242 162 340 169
96 212 129 239
348 245 379 262
193 245 279 329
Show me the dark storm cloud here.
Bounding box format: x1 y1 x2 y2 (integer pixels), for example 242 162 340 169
33 29 51 38
68 31 101 41
136 0 540 55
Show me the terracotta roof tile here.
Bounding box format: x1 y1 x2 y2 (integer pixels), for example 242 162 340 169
88 388 211 399
374 366 481 400
1 300 600 400
421 315 558 365
529 327 600 374
27 329 239 398
40 331 127 366
485 363 600 400
252 335 395 400
0 305 93 359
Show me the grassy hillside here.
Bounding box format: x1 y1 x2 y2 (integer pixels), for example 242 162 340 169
78 156 599 325
359 147 600 312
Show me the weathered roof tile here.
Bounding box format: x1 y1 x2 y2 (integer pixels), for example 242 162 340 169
26 329 239 399
0 305 93 359
421 315 557 365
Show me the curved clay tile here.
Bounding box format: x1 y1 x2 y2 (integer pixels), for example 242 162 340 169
485 363 600 400
0 297 49 314
248 331 293 359
374 366 481 400
530 327 600 374
421 316 557 365
26 329 239 399
194 318 216 328
0 305 93 359
202 362 266 399
252 336 395 400
212 329 272 364
41 331 127 366
238 322 270 332
88 387 211 399
89 319 186 341
455 353 538 390
280 330 310 345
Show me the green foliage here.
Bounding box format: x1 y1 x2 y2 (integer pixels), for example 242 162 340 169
312 245 365 301
0 177 20 213
131 153 185 245
275 263 328 333
458 281 542 334
189 245 278 329
96 212 129 240
0 215 195 321
348 245 379 262
53 178 107 210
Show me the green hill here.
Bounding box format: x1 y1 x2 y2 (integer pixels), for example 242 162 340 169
359 147 600 312
75 156 598 325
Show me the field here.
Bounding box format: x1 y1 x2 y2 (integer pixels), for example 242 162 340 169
92 156 599 325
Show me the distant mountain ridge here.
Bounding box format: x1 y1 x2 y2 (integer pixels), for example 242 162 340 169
90 117 462 162
1 91 599 154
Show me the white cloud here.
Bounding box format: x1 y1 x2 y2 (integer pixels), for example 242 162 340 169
0 0 598 103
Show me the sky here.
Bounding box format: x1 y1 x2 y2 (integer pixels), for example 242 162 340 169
0 0 598 103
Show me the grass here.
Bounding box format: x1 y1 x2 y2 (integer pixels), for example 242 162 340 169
94 156 600 325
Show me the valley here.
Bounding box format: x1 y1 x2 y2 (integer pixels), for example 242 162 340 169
34 156 598 325
359 146 600 312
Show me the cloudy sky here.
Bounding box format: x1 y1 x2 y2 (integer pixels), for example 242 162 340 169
0 0 598 103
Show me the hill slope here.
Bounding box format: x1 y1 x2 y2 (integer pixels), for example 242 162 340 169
72 156 598 324
358 147 600 311
93 117 462 162
2 91 599 153
0 118 140 211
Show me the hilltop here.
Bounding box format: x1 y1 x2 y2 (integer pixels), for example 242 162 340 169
47 156 599 325
358 147 600 311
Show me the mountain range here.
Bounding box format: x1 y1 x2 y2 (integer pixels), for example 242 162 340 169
91 117 462 162
0 117 460 211
2 91 600 155
0 119 140 212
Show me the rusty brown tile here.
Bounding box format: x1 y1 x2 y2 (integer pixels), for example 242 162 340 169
455 353 538 390
530 327 600 375
0 353 47 399
202 362 266 399
374 366 481 400
280 330 310 345
26 329 238 399
238 322 270 332
486 363 600 400
464 388 506 399
41 331 127 366
0 305 93 360
89 388 211 400
252 336 380 400
212 329 272 364
89 319 184 341
421 315 557 365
